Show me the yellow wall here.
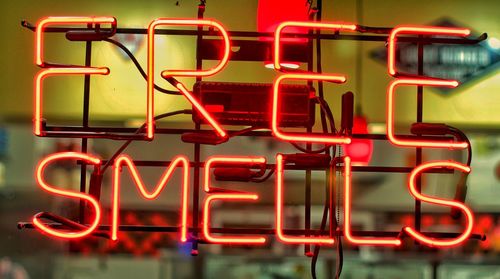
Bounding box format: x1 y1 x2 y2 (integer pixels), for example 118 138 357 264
1 0 498 128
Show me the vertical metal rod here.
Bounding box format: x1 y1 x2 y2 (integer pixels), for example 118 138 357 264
415 36 424 233
303 10 316 257
79 35 92 223
191 3 205 256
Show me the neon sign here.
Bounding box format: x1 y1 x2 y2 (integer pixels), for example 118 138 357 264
26 16 481 250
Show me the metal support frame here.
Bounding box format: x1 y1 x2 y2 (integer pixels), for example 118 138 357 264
18 17 487 248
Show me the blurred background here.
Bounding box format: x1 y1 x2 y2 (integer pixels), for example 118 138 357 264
0 0 499 278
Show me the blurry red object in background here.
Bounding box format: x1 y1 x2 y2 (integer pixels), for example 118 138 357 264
257 0 309 42
344 116 373 165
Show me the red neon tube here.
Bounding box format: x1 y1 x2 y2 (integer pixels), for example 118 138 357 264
147 18 230 139
388 26 470 76
175 83 227 138
33 152 102 239
111 155 190 242
203 194 266 244
272 73 351 144
35 16 116 67
275 154 334 244
34 67 110 136
404 161 473 247
202 156 267 244
386 78 468 149
204 156 266 192
343 156 402 246
273 21 357 71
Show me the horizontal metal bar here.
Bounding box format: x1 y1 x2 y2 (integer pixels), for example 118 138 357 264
43 125 454 141
94 160 453 173
22 22 486 44
17 222 485 241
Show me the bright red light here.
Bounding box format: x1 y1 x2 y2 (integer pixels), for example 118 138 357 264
202 156 267 244
388 26 470 76
147 18 230 139
343 156 402 246
257 0 310 42
34 67 110 136
404 161 473 247
35 16 116 67
272 73 351 144
343 116 373 165
175 83 227 138
33 152 102 239
111 155 190 242
274 21 357 70
276 154 335 244
203 194 266 244
386 78 468 149
204 156 266 192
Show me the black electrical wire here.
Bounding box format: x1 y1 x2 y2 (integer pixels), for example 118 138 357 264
103 38 182 95
101 109 193 172
448 126 472 166
251 169 275 183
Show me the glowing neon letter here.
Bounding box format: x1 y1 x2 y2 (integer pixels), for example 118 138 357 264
34 16 116 136
343 156 402 246
275 154 334 244
147 18 230 139
273 21 357 71
388 26 470 76
386 78 468 149
34 68 109 136
202 156 266 244
272 73 351 144
33 152 102 239
404 161 473 247
111 155 190 242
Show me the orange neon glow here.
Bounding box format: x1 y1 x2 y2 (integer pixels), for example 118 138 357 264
404 161 473 247
272 73 351 144
203 156 267 192
33 152 102 239
202 156 267 244
388 26 470 76
147 19 230 139
34 67 110 136
386 78 468 149
273 21 357 71
343 156 402 246
35 16 116 66
111 155 190 242
275 154 334 244
175 83 227 138
203 194 266 244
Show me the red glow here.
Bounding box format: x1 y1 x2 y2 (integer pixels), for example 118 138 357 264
204 156 267 192
343 116 373 165
34 67 110 136
272 73 351 144
274 21 357 70
276 154 335 244
33 152 102 239
388 26 470 76
404 161 473 247
257 0 310 42
203 194 266 244
147 19 230 139
386 78 468 149
202 156 266 244
343 156 402 246
35 16 116 67
111 155 190 242
175 83 227 138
